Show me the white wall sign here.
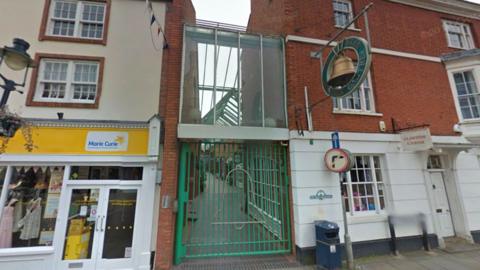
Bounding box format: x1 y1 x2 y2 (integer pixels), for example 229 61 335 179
85 131 129 152
400 127 433 152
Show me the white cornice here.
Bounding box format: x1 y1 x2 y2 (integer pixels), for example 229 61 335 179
388 0 480 20
286 35 442 63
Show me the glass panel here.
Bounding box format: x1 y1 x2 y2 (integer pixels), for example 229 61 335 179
102 189 137 259
0 166 64 249
181 26 286 128
63 189 99 260
240 34 263 127
70 167 143 180
263 37 286 128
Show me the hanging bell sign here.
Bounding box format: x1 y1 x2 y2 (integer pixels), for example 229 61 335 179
322 37 372 98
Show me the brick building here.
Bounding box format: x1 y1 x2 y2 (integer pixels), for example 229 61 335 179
248 0 480 264
153 0 480 269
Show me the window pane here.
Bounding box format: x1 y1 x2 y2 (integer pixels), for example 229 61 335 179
263 37 286 128
62 188 98 260
54 1 77 19
52 20 75 36
345 155 385 214
41 83 66 99
101 189 137 259
0 166 64 249
74 63 98 83
70 167 143 180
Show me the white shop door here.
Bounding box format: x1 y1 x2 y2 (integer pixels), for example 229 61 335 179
430 172 455 237
56 186 140 270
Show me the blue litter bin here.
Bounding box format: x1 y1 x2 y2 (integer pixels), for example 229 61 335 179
315 220 341 270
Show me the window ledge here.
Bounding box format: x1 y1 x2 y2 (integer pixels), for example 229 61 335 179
0 246 54 257
447 45 475 51
460 119 480 125
333 110 383 117
335 26 362 32
347 213 388 224
39 35 107 46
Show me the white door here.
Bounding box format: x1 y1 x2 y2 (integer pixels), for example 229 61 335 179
56 186 140 270
430 172 455 237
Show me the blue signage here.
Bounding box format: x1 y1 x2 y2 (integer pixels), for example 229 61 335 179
331 132 340 149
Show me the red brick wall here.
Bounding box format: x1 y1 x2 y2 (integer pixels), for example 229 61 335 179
157 1 195 269
249 0 480 135
286 42 459 136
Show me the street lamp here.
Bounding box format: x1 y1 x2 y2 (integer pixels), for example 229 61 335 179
0 38 35 108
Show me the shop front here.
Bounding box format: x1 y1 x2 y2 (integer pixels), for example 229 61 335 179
0 118 161 270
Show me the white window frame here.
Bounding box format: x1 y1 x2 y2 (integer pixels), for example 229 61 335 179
35 58 100 104
447 67 480 122
443 20 475 50
47 0 106 40
333 0 355 28
333 73 376 113
342 155 386 217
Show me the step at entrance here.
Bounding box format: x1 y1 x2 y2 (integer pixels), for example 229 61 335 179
175 142 292 264
442 237 480 254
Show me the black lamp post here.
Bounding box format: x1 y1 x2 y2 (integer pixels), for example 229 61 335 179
0 38 35 108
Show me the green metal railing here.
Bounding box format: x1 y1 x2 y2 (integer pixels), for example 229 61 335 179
174 142 291 264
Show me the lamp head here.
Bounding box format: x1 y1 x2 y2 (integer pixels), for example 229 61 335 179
0 38 35 71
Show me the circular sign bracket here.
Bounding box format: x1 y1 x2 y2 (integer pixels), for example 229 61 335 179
322 37 372 98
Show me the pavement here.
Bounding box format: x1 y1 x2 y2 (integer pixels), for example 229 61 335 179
175 242 480 270
290 248 480 270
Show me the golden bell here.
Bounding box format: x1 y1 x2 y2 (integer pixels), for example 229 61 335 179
328 55 356 87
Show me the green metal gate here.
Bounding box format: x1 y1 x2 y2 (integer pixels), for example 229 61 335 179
174 142 291 263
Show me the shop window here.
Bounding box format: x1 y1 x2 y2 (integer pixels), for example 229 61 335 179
40 0 111 45
333 73 375 113
443 21 475 50
452 70 480 120
27 54 105 109
0 166 64 249
70 166 143 180
333 0 354 28
341 155 385 214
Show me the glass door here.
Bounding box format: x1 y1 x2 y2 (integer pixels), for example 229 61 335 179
57 187 105 270
57 187 140 270
96 188 139 270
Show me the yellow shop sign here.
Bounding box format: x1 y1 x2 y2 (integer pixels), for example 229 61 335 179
4 126 149 155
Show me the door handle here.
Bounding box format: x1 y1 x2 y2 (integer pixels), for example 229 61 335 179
100 215 105 232
95 216 101 232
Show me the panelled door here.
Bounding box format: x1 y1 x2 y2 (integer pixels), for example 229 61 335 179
430 172 455 237
56 185 140 270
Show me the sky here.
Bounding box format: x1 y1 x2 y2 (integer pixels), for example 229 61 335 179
191 0 480 26
191 0 251 26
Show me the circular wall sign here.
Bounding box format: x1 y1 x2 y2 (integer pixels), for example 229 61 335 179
322 37 372 98
324 148 353 173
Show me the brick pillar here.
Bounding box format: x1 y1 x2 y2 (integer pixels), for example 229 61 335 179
156 1 195 269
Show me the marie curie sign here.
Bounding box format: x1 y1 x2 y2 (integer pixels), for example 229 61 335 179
85 131 129 152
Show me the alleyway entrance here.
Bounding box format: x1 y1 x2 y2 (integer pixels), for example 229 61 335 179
174 142 291 263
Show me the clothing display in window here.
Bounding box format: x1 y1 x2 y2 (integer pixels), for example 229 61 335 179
18 198 42 240
0 199 18 248
12 200 23 233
